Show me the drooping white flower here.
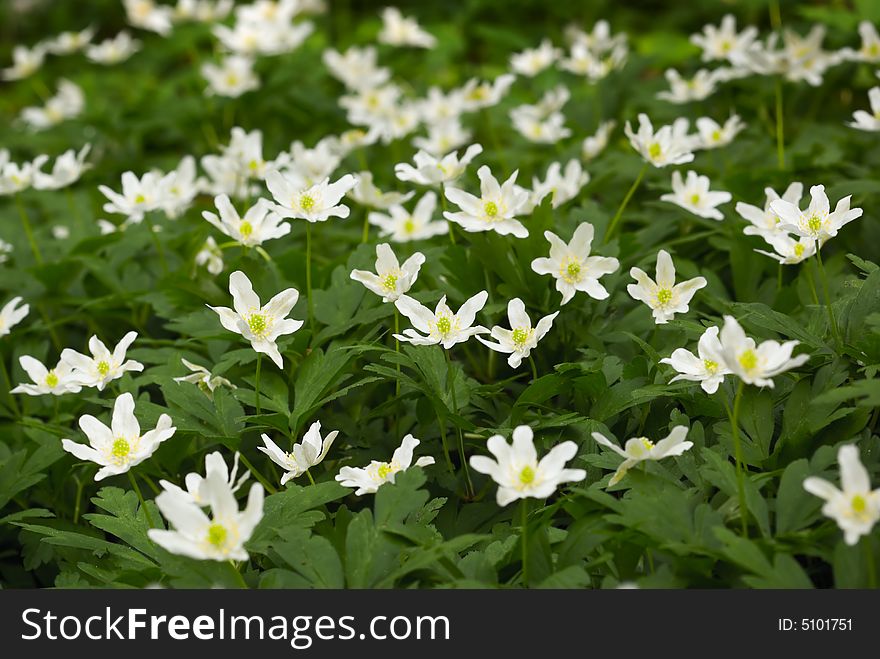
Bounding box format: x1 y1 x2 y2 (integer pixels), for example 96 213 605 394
624 113 695 167
158 450 249 507
754 232 817 265
394 291 489 348
470 425 586 506
531 222 619 306
2 45 45 81
32 144 92 190
348 171 414 210
202 55 260 97
195 236 224 275
378 7 436 49
627 250 707 324
11 356 82 396
443 165 531 238
660 170 731 220
202 194 290 247
61 392 176 481
510 39 560 76
350 243 425 303
86 32 141 64
769 184 863 246
149 472 264 561
582 120 616 160
804 444 880 546
61 331 145 390
592 426 693 486
368 191 448 242
477 298 558 369
657 68 721 104
718 315 809 387
847 87 880 132
0 297 30 337
696 114 745 149
173 358 236 396
265 170 357 223
336 434 435 495
394 144 482 186
659 326 729 394
209 270 303 369
736 182 803 239
690 14 758 62
20 79 84 130
259 421 339 484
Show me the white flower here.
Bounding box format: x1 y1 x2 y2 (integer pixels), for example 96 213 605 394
660 170 731 221
696 114 745 149
443 165 531 238
378 7 436 48
582 120 616 160
368 191 448 242
510 108 571 144
87 31 141 64
0 158 39 196
202 55 260 97
690 14 758 62
531 222 619 306
158 450 249 507
394 291 489 348
348 171 414 209
61 393 176 481
412 119 472 156
847 87 880 132
20 79 84 130
736 182 803 238
0 239 12 264
322 46 390 91
627 250 707 324
336 434 434 495
0 297 30 337
530 159 589 210
124 0 174 35
149 473 264 561
804 444 880 546
350 243 425 303
259 421 339 484
265 170 357 223
769 184 863 246
659 326 729 394
592 426 693 486
416 86 467 125
624 113 695 167
221 126 281 182
285 138 342 186
11 356 82 396
459 74 515 111
98 170 166 222
32 144 92 190
202 194 290 247
173 358 236 396
394 144 482 186
44 26 95 55
754 232 817 265
657 68 721 103
718 315 809 387
209 271 303 369
61 331 145 390
469 425 586 506
2 45 45 81
477 298 558 369
852 21 880 63
510 39 560 76
195 237 224 275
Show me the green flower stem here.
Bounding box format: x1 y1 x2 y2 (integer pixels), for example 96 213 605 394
445 350 474 497
306 223 315 339
15 194 42 265
436 411 455 475
815 249 841 350
394 309 401 399
361 211 370 244
604 163 647 243
0 355 20 418
520 499 530 588
726 381 749 537
228 560 249 589
306 469 316 486
441 191 456 245
865 536 877 589
254 353 262 415
237 452 277 495
128 471 155 529
144 214 168 274
804 261 820 305
528 354 538 383
774 77 785 170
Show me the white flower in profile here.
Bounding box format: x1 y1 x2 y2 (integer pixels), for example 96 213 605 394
769 184 863 246
149 473 264 561
592 426 693 487
530 222 619 306
322 45 390 91
477 298 558 369
443 165 531 238
11 356 82 396
0 158 39 196
736 182 803 238
852 21 880 63
469 426 586 506
195 236 224 275
624 113 695 167
510 39 560 76
718 315 809 387
0 297 29 337
86 31 141 64
44 26 95 55
696 114 745 149
202 195 290 247
158 155 200 219
61 393 176 481
259 421 339 484
394 291 489 348
173 358 236 396
202 55 260 97
209 270 303 369
582 120 616 160
2 45 45 81
61 331 145 390
459 74 515 111
350 243 425 303
754 232 817 265
265 170 357 222
847 87 880 132
659 326 729 394
627 250 707 324
368 191 448 242
124 0 174 35
394 144 483 186
804 444 880 546
378 7 436 49
32 145 92 190
158 450 249 507
336 434 435 495
690 14 758 62
20 79 84 130
348 171 414 209
660 170 731 221
530 159 589 210
657 68 720 103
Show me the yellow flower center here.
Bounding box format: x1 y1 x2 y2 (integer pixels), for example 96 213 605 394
435 315 452 336
703 359 718 374
381 273 398 292
852 495 866 514
225 74 238 87
248 159 260 172
206 523 227 547
239 221 253 237
648 142 662 160
45 371 59 388
656 288 672 306
793 243 805 257
134 194 146 204
484 201 499 218
690 193 701 205
711 129 722 142
248 313 267 336
403 218 416 234
512 327 531 347
377 463 393 479
560 258 582 284
299 194 316 211
806 214 823 233
641 438 655 452
738 349 758 372
111 437 130 460
97 361 111 376
519 465 535 485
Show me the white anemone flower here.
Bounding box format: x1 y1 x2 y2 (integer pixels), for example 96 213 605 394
736 182 803 239
259 421 339 484
769 184 863 246
202 55 260 97
348 171 414 209
378 7 436 49
173 358 236 396
624 113 695 167
627 250 707 324
582 120 616 160
690 14 759 62
0 297 30 337
61 331 145 390
592 426 693 486
368 191 448 242
265 170 357 222
660 170 731 221
32 144 92 191
61 393 176 481
86 31 141 64
350 243 425 303
469 425 586 506
477 298 558 369
395 144 483 187
336 434 435 495
718 315 809 387
195 236 224 275
659 326 729 394
847 87 880 132
443 165 531 238
394 291 489 349
510 39 560 76
754 232 817 265
11 356 82 396
696 114 745 149
202 194 290 247
158 450 249 506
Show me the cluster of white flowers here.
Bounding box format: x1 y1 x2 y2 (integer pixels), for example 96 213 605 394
1 145 91 196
